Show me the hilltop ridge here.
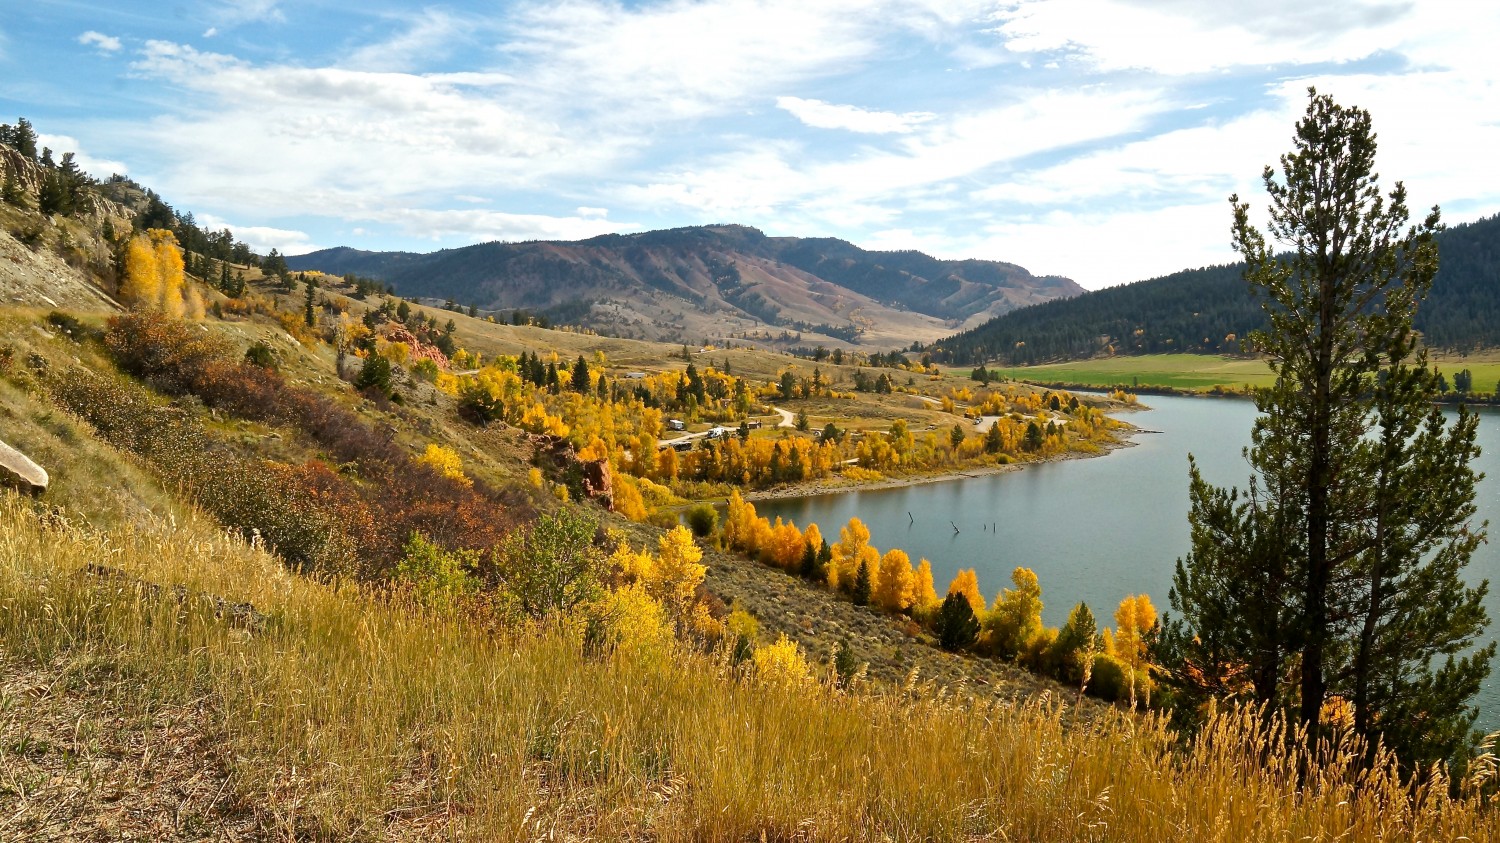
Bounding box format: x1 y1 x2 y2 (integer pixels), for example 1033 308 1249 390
287 225 1082 350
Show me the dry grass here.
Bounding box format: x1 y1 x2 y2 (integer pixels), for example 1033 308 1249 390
2 497 1497 841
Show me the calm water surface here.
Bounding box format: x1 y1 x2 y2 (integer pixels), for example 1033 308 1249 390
757 393 1500 730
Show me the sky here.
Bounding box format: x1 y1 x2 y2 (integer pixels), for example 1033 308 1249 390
2 1 1497 289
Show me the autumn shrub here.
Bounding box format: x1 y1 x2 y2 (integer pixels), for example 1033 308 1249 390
395 531 480 605
582 582 673 661
494 508 606 620
244 340 277 369
1088 652 1130 702
684 502 718 537
105 310 235 396
752 633 812 687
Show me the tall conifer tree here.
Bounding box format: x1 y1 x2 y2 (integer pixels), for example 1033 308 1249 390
1164 89 1491 767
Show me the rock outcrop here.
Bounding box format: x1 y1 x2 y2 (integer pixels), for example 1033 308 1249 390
530 433 614 511
0 439 48 496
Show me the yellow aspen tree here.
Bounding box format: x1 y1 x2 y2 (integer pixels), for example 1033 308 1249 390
655 525 707 611
120 234 161 308
656 443 679 483
832 517 875 591
184 284 205 320
947 568 984 616
874 548 916 613
417 443 470 486
721 491 760 555
610 541 656 583
612 476 649 521
151 229 186 316
803 522 824 558
768 518 805 570
913 559 939 611
987 567 1045 657
1113 593 1158 708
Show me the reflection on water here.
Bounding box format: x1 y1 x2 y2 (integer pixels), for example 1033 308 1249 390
757 393 1500 730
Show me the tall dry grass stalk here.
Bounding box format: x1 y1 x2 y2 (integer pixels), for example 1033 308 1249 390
1 497 1496 840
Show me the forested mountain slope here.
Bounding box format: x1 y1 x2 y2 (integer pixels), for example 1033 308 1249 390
933 214 1500 364
288 225 1082 350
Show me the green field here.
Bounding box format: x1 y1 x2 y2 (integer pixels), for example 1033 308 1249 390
982 354 1276 391
983 353 1500 394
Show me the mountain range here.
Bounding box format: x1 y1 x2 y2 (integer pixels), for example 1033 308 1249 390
287 225 1083 350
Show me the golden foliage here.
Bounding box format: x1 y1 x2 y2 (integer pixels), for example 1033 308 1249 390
120 229 190 317
946 568 984 616
417 443 470 486
752 634 811 687
874 548 915 613
912 559 938 612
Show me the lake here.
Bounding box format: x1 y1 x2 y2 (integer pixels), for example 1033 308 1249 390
757 393 1500 731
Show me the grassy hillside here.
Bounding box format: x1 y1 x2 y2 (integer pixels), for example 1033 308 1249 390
4 495 1498 839
935 214 1500 364
287 225 1083 350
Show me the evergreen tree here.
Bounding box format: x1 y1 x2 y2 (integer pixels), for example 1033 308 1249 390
304 278 317 328
851 559 872 606
1 168 24 208
799 540 818 580
1049 602 1100 685
355 354 393 397
935 591 979 651
1164 89 1491 765
984 420 1004 454
571 355 590 394
11 117 38 159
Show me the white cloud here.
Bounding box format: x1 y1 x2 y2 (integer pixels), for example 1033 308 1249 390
342 9 474 72
78 31 122 53
501 0 994 123
128 41 610 216
365 207 634 243
629 85 1168 220
72 0 1500 292
215 0 283 27
199 214 316 254
203 27 219 38
776 96 936 134
36 134 129 177
990 0 1415 75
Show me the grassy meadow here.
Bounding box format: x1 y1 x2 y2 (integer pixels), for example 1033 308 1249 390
987 351 1500 395
4 497 1499 840
985 354 1276 392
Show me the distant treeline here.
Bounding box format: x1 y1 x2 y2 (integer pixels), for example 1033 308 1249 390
933 214 1500 364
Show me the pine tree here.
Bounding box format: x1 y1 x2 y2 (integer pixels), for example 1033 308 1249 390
1164 89 1491 765
571 355 590 394
1 168 24 208
936 591 979 651
851 559 872 606
12 118 37 159
304 278 317 328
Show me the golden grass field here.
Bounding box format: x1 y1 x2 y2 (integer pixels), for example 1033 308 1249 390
4 498 1498 840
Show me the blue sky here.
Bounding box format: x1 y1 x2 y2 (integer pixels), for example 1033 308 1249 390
3 1 1497 289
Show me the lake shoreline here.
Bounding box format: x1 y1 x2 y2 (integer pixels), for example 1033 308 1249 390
743 427 1143 503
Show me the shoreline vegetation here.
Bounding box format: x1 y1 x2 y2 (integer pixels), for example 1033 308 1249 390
741 427 1140 502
